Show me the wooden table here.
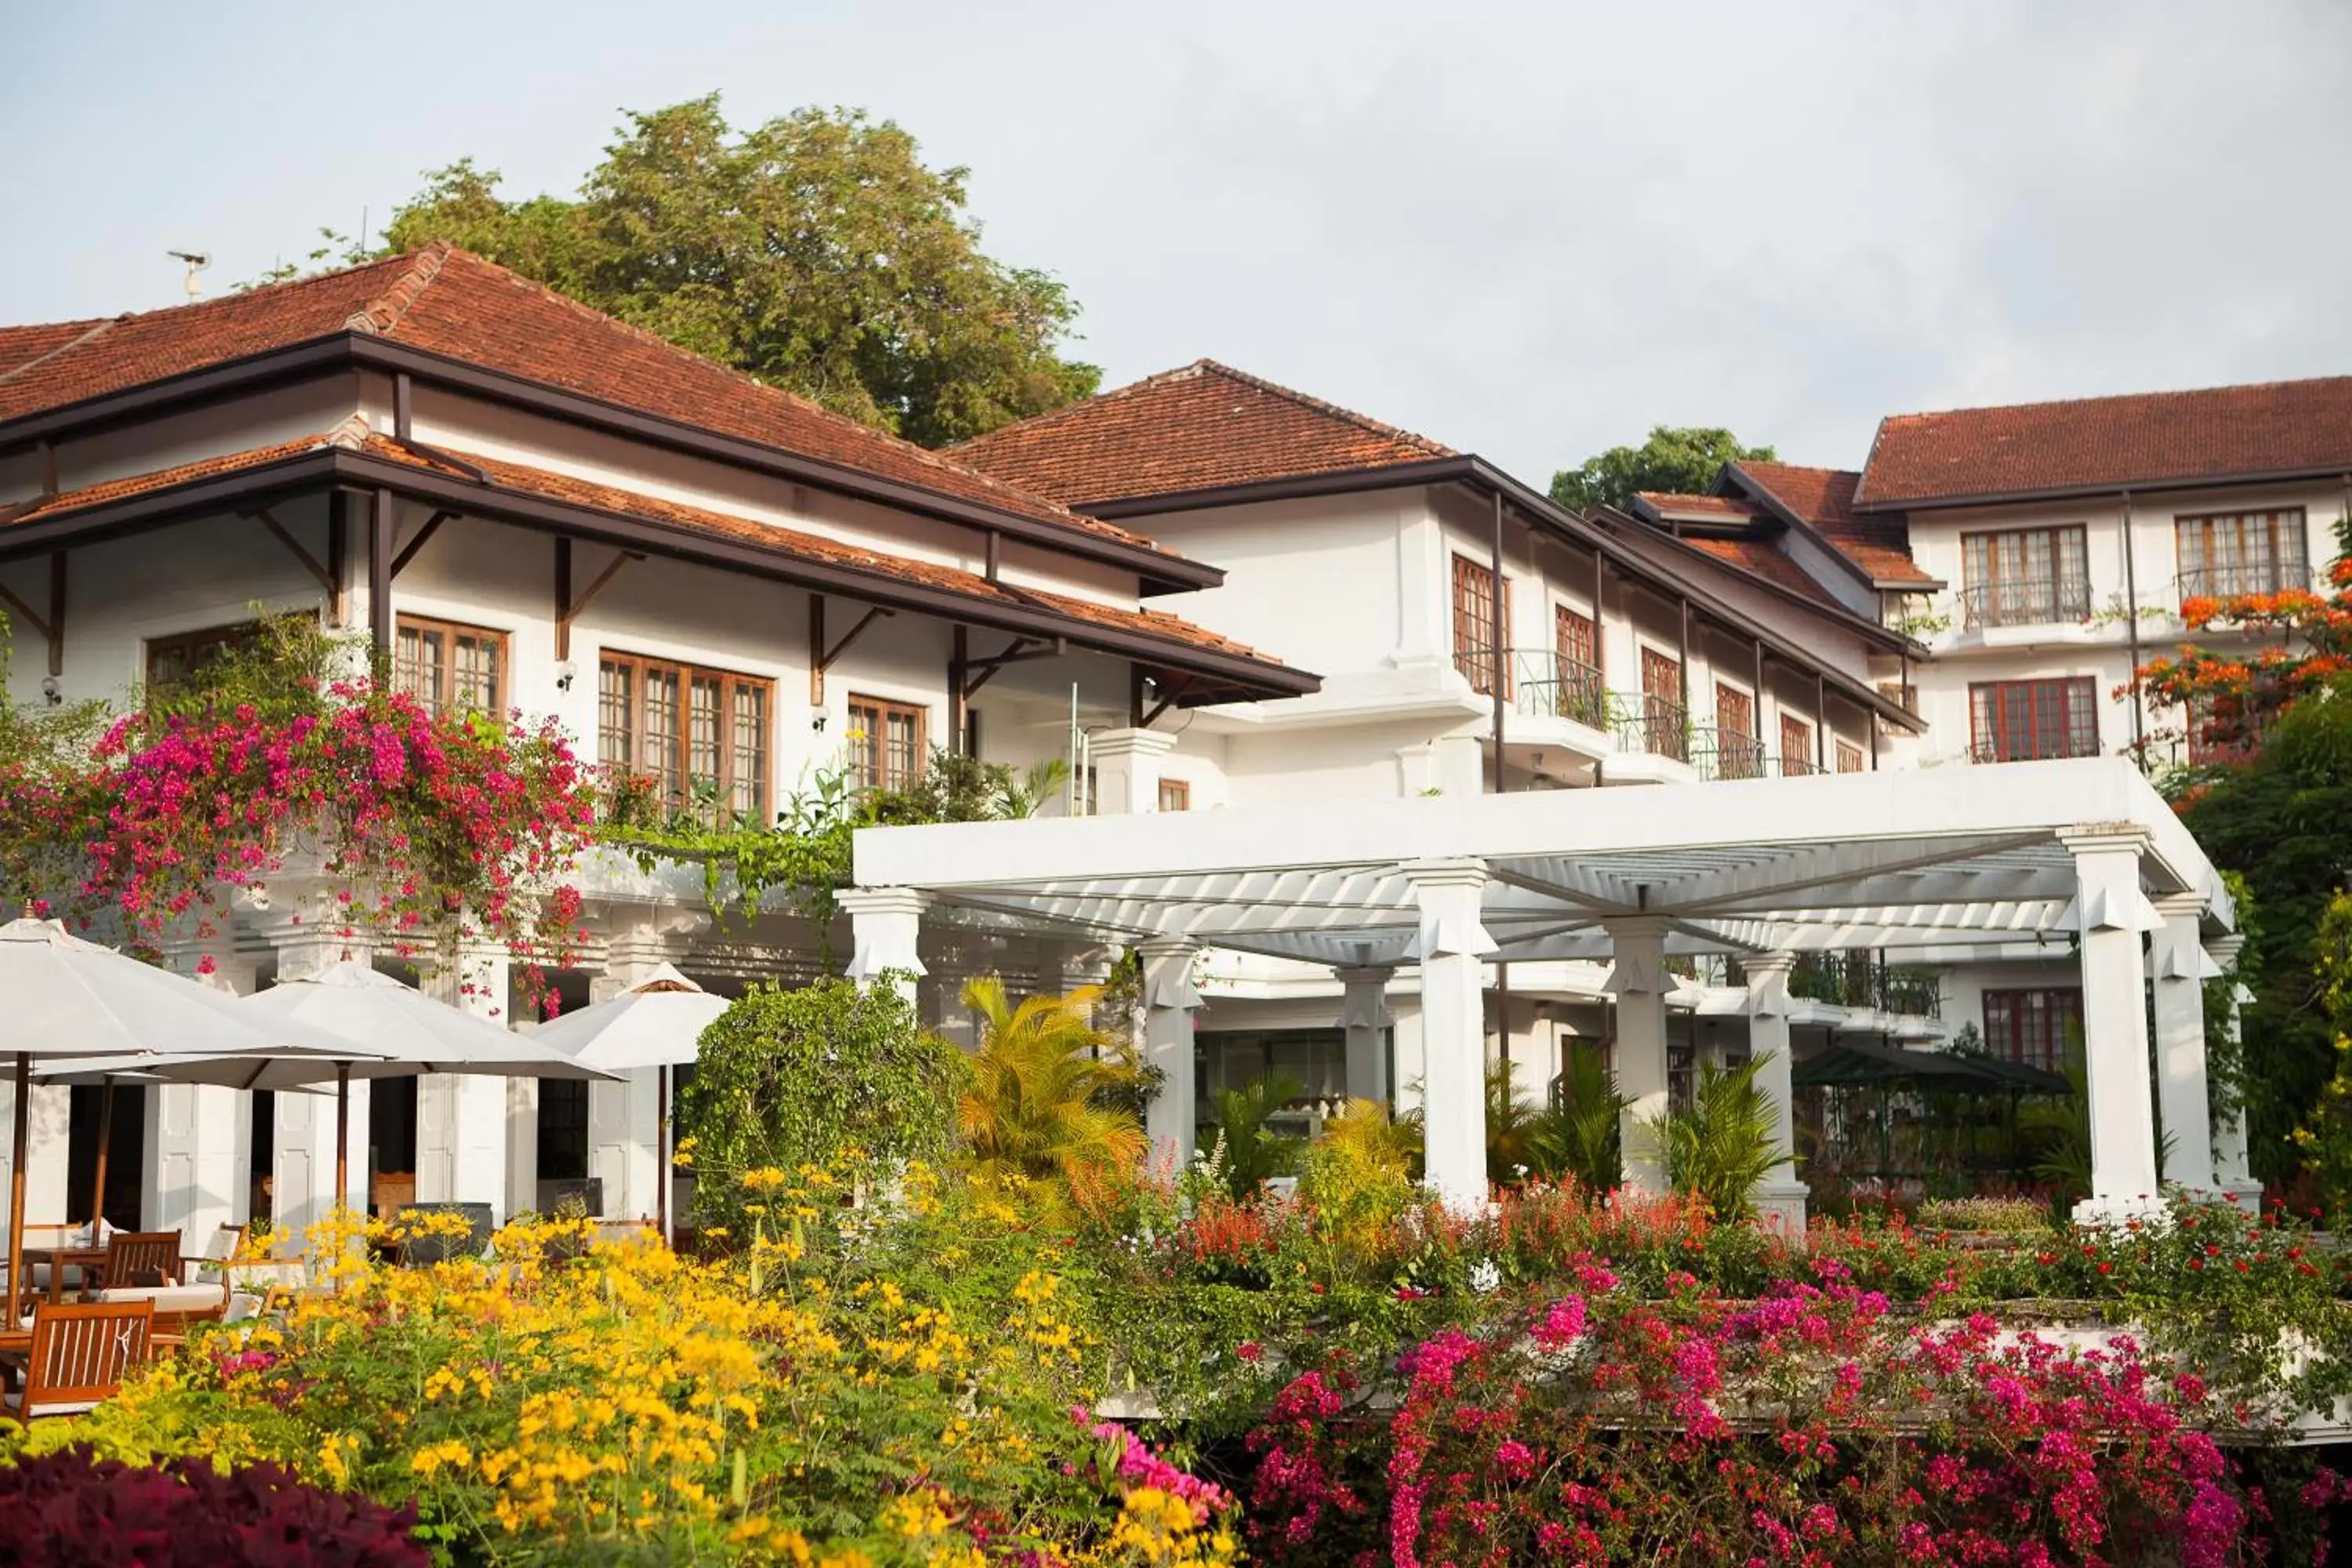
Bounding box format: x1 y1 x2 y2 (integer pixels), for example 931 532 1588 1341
15 1246 108 1305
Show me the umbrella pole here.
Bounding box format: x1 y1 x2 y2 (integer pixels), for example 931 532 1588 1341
89 1076 114 1228
8 1051 29 1327
656 1064 670 1248
335 1066 351 1215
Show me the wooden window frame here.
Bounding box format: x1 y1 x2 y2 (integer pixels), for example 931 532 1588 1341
1835 739 1865 775
1982 987 2084 1073
144 620 265 691
1639 645 1686 761
1968 676 2100 763
599 649 774 826
1960 524 2091 626
394 614 510 720
1451 553 1506 697
1157 779 1192 813
2175 507 2308 601
846 693 928 794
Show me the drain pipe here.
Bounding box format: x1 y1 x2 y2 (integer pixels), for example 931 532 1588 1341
2120 490 2146 761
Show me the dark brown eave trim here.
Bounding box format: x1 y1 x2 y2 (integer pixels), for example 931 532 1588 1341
1852 461 2352 515
1083 456 1924 732
0 331 1223 597
1592 505 1925 659
0 449 1316 705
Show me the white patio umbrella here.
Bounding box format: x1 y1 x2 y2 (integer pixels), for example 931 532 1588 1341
230 960 618 1210
0 916 374 1324
527 964 731 1239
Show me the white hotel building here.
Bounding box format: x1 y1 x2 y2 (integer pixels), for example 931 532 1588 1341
0 250 2310 1243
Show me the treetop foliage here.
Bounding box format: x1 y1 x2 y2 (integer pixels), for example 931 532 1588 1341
1548 425 1777 514
314 96 1099 449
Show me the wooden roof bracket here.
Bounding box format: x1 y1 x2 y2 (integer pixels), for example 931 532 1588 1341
808 592 894 704
554 535 641 661
0 550 64 677
959 633 1065 699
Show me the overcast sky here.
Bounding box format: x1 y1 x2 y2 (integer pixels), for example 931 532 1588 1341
6 1 2349 481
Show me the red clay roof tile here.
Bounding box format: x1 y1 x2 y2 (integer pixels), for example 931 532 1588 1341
949 359 1453 506
0 245 1168 557
1728 461 1936 586
4 423 1291 681
1856 375 2352 508
1633 491 1762 521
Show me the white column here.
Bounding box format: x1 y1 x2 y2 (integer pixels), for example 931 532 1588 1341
1404 859 1494 1210
0 1073 69 1236
416 949 513 1220
839 887 931 1004
268 937 370 1237
1138 939 1202 1168
1091 728 1177 816
2206 935 2264 1212
1604 915 1672 1196
2065 829 2166 1226
1334 966 1396 1105
145 944 258 1249
1742 953 1806 1238
2151 893 2218 1193
587 940 670 1223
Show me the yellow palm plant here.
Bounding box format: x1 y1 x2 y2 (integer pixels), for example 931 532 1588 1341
956 975 1148 1215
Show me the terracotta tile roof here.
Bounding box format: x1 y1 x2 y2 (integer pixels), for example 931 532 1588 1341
4 420 1293 682
949 359 1454 506
1856 375 2352 508
1678 537 1846 610
1728 461 1936 587
0 245 1167 556
1632 491 1762 521
3 424 361 525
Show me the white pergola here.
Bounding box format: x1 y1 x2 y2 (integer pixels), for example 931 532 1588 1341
849 758 2250 1221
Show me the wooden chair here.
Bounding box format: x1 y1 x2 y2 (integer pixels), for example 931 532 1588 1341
101 1231 185 1292
180 1223 247 1312
2 1300 153 1420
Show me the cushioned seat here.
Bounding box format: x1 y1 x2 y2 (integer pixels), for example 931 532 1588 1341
1 1388 100 1419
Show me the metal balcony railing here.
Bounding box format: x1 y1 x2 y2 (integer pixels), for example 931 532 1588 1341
1691 726 1769 781
1778 950 1941 1017
1958 572 2093 630
1965 734 2101 765
2175 561 2322 607
1614 694 1691 764
1511 649 1610 730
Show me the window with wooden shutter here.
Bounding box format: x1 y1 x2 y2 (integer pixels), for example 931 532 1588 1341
1451 554 1505 696
847 695 927 793
394 615 507 719
1639 648 1686 761
1968 677 2100 763
1548 604 1602 724
1157 779 1192 812
598 651 772 826
1835 739 1865 774
1779 713 1813 775
1712 684 1759 778
2176 508 2308 602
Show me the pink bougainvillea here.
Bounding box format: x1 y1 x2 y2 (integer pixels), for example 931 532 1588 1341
1248 1276 2307 1566
30 680 594 1000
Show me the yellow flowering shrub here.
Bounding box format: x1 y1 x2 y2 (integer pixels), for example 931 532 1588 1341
14 1172 1237 1566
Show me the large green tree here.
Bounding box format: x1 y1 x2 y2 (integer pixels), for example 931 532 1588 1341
368 96 1099 448
2176 682 2352 1186
1548 426 1777 514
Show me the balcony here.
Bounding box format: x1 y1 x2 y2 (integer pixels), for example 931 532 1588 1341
2176 562 2323 609
1958 573 2092 630
1780 950 1942 1017
1511 648 1609 731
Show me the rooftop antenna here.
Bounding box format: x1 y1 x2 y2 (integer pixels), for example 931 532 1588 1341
167 250 212 302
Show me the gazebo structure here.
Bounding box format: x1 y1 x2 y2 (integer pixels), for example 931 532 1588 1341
848 758 2251 1225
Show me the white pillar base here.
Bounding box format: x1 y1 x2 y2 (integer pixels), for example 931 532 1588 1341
2216 1177 2265 1214
2072 1192 2170 1229
1753 1178 1809 1243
